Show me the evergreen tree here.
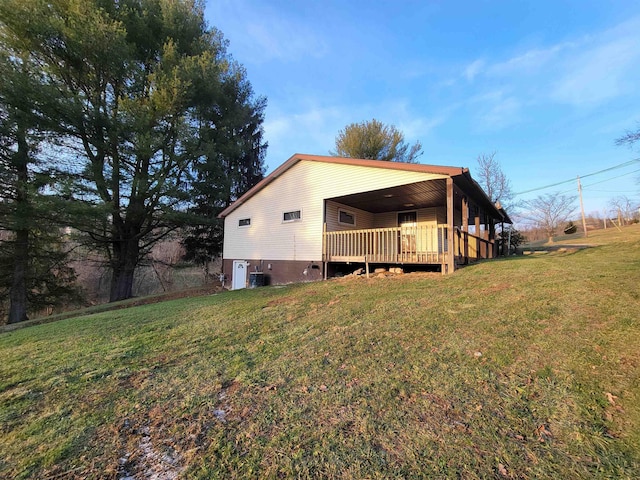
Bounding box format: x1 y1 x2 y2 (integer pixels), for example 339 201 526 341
183 71 267 273
0 49 78 322
331 119 422 163
0 0 267 302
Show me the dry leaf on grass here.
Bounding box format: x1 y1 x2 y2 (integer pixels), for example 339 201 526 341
536 424 552 442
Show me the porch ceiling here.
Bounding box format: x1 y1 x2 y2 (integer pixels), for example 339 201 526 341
327 179 447 213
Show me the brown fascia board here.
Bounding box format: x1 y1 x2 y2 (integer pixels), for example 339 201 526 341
218 153 468 218
459 170 511 223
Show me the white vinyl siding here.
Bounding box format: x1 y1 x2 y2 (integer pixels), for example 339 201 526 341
223 160 447 261
325 200 374 232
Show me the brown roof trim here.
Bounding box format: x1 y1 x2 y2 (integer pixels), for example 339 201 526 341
218 153 468 218
290 154 468 176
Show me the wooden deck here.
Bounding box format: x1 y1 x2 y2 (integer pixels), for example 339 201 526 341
323 226 494 267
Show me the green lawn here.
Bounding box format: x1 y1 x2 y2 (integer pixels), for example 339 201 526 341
1 226 640 479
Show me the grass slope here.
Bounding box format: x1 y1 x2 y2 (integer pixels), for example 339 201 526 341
1 226 639 479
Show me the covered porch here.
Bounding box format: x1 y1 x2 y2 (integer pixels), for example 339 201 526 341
321 175 510 275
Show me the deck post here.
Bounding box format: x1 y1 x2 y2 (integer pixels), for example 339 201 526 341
489 219 496 258
322 222 327 259
440 226 446 275
483 215 490 258
446 177 455 273
322 222 328 280
475 207 482 259
462 195 469 264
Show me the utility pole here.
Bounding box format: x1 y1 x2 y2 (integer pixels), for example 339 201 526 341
618 208 623 227
577 176 588 237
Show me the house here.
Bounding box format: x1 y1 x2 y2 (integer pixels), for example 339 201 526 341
219 154 511 289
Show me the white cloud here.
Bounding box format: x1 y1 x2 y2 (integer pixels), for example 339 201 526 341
456 14 640 129
243 19 328 63
207 1 328 64
469 90 523 131
383 100 448 139
464 59 485 82
398 116 445 140
262 101 448 169
551 36 640 106
460 44 568 84
262 105 345 167
487 43 569 77
479 96 522 130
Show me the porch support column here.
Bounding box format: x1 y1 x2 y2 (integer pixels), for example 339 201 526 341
475 207 482 259
489 219 496 258
483 213 490 259
474 207 481 233
323 222 328 280
446 177 455 274
462 195 469 264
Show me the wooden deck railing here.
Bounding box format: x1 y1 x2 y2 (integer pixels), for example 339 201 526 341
323 226 448 264
323 226 496 266
454 230 493 262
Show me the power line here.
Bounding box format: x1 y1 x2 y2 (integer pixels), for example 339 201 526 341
581 159 640 179
588 190 638 193
557 167 640 195
514 158 640 196
514 178 574 196
583 168 640 188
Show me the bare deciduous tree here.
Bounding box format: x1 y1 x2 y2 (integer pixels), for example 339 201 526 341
616 128 640 148
616 126 640 191
608 195 637 225
522 192 577 243
474 152 514 208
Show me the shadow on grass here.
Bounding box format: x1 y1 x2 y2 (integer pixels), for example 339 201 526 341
1 283 225 334
519 244 592 255
457 244 598 273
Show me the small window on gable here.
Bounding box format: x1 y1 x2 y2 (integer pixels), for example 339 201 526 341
283 210 301 222
338 209 356 226
238 218 251 227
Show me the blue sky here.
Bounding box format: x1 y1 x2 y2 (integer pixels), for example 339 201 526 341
205 0 640 217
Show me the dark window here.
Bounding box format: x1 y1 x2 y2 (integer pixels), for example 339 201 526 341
238 218 251 227
338 209 356 226
398 211 417 226
283 210 301 222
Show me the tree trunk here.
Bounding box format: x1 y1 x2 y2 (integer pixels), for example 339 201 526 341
8 122 30 323
8 228 29 323
109 238 140 302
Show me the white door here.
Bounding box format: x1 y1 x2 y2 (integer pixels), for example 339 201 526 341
232 261 248 290
398 211 417 257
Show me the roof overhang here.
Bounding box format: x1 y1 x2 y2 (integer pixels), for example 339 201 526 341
218 154 467 218
328 179 447 214
218 153 511 223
